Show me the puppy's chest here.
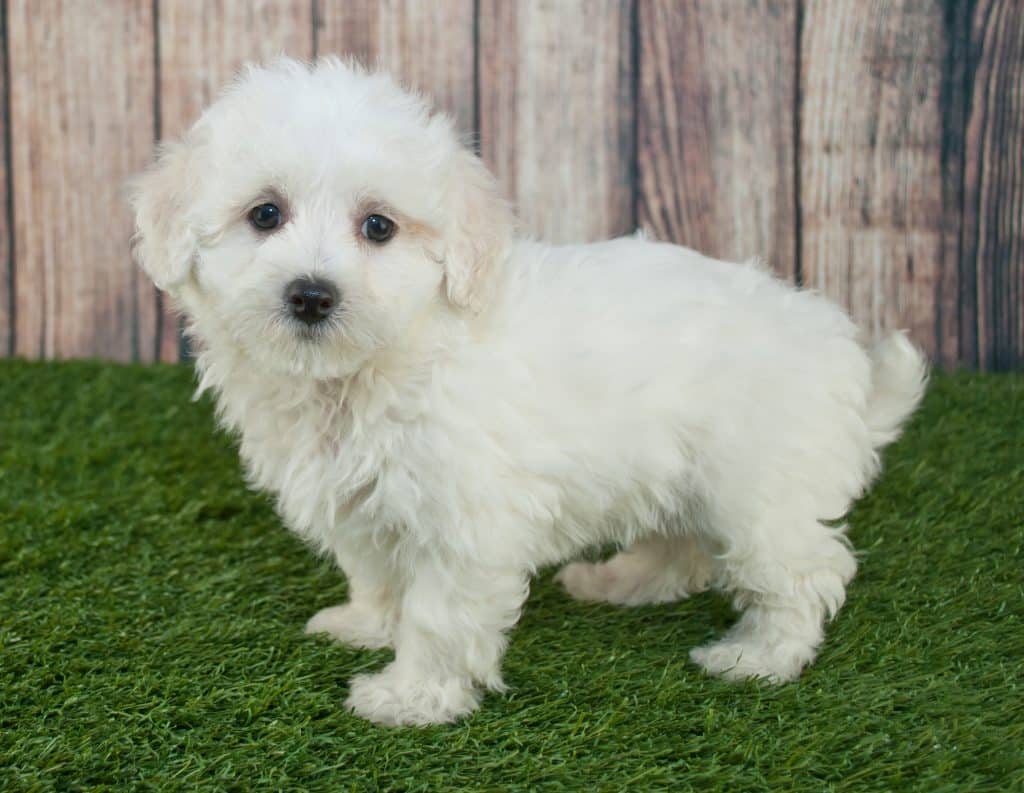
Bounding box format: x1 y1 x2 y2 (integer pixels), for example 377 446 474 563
236 398 411 537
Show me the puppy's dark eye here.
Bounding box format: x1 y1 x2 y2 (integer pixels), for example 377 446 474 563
249 203 282 231
361 214 396 243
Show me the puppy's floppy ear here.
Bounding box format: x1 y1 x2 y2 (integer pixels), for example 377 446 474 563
129 140 198 293
442 149 514 312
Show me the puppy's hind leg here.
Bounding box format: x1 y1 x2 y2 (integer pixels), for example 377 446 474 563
556 534 712 606
689 516 856 683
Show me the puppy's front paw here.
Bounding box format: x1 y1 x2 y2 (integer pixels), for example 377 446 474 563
345 664 481 726
304 603 392 650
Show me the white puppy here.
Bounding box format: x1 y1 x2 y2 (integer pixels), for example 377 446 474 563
131 58 927 726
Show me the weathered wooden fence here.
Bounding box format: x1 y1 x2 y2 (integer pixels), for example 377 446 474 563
0 1 1020 369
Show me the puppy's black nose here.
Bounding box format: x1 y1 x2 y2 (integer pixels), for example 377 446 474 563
284 278 338 325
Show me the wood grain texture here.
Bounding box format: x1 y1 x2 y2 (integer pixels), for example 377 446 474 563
158 0 314 139
933 0 972 370
315 0 476 135
156 0 314 361
0 2 1020 370
800 0 952 356
0 2 10 356
9 0 156 361
961 0 1024 371
478 0 634 243
638 0 798 279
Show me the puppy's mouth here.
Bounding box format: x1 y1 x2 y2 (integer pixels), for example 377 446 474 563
228 283 384 379
287 317 334 342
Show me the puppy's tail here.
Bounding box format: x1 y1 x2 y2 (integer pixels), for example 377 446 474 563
864 331 929 450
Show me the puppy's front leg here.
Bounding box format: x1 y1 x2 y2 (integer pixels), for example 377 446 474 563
305 543 399 650
346 554 528 726
305 573 397 650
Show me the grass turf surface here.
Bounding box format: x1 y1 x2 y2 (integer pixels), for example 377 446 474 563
1 359 1021 792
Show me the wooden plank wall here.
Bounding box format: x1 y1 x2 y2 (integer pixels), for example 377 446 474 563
8 0 156 361
638 1 798 279
479 0 635 242
801 0 951 362
0 0 1021 369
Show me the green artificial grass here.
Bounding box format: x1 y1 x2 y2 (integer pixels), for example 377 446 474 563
1 359 1021 792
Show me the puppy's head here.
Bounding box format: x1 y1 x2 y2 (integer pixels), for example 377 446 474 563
131 58 512 378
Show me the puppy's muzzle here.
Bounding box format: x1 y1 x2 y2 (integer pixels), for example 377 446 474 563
284 277 338 326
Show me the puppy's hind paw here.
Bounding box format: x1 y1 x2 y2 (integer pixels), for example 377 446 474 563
556 556 702 606
556 537 711 606
555 561 617 603
345 665 481 726
689 639 811 684
304 603 393 650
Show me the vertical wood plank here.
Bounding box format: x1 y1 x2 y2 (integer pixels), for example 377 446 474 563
934 0 971 370
9 0 156 361
478 0 634 244
0 1 10 356
315 0 476 135
156 0 314 361
800 0 952 357
637 0 798 279
158 0 315 140
962 0 1024 371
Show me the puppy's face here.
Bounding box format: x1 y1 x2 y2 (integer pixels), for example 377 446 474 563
132 59 511 378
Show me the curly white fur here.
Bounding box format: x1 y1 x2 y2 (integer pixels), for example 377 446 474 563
131 58 928 726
